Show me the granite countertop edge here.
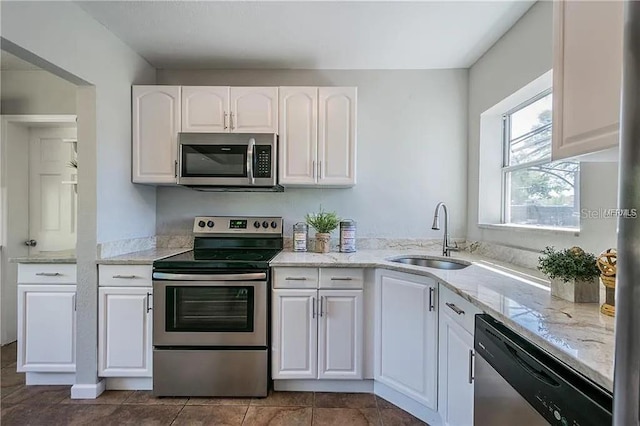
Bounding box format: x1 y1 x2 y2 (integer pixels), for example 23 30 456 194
96 248 191 265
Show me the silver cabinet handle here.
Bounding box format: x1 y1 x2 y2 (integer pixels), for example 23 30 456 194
428 287 435 311
312 297 316 319
113 275 137 279
319 296 324 317
319 161 323 179
330 277 353 281
312 161 316 179
224 112 228 130
285 277 307 281
146 292 152 313
36 272 61 277
230 111 234 130
468 349 475 384
445 302 465 315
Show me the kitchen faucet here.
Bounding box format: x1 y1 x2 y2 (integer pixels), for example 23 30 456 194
432 202 459 257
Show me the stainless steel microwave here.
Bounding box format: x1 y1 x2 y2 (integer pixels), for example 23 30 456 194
177 133 278 189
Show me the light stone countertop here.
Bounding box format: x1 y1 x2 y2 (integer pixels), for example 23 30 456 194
271 249 615 392
97 248 191 265
11 249 77 264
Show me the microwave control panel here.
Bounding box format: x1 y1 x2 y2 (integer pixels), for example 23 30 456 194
255 146 272 178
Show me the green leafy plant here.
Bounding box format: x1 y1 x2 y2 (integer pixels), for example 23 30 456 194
305 207 340 234
538 246 600 283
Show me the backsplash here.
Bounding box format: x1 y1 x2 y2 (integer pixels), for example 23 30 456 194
97 236 156 258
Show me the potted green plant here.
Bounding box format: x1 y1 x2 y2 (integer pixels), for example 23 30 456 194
538 246 601 303
305 208 340 253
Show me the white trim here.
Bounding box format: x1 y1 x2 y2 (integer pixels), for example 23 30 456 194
273 379 373 393
477 222 580 236
1 115 77 125
105 377 152 391
374 382 442 426
71 380 106 399
25 372 76 385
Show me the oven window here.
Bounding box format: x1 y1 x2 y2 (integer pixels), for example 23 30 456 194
182 145 247 177
166 286 254 332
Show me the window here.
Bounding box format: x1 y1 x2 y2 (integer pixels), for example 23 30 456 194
502 90 579 228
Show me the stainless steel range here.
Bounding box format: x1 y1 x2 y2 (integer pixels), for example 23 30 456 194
152 216 283 397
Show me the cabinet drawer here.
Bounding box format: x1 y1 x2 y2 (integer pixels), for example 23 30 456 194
273 268 319 289
18 264 77 284
319 268 364 289
99 265 153 287
439 285 482 334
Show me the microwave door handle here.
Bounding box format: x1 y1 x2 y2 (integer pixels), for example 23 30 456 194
247 137 255 184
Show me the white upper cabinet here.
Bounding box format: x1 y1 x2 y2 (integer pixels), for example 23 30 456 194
279 87 318 185
132 86 181 184
230 87 278 133
318 87 357 186
182 86 229 133
552 0 623 160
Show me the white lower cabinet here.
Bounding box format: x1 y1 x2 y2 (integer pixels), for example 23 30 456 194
375 271 438 410
98 287 153 377
17 284 76 373
272 288 363 380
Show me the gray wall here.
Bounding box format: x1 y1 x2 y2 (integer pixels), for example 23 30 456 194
156 69 469 240
467 1 618 254
1 70 76 114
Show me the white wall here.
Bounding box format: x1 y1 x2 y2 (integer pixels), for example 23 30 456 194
156 69 468 240
1 70 76 114
1 1 156 386
467 0 618 254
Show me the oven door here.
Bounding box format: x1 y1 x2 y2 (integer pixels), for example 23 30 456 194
153 272 267 347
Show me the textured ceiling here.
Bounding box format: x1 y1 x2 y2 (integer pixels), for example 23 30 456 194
76 1 535 70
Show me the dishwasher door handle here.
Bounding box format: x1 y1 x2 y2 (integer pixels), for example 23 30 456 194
506 344 560 387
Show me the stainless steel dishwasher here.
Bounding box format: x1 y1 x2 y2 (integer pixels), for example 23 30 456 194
474 314 612 426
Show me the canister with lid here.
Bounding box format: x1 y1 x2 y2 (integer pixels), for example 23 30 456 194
339 220 356 253
293 223 308 252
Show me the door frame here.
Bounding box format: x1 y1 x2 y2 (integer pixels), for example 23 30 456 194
0 114 77 345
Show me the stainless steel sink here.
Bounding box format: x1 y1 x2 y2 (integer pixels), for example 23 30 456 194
389 256 470 270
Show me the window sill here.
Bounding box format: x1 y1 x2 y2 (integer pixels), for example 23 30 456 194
477 223 580 236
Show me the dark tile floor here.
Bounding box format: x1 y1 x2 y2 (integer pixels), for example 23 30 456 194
1 342 427 425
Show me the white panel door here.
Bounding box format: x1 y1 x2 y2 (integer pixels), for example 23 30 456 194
17 285 76 372
98 287 152 377
230 87 278 133
318 87 357 186
278 87 318 185
438 310 474 426
318 289 363 380
375 273 437 410
132 85 181 183
272 289 317 379
28 127 77 254
552 0 623 159
182 86 229 133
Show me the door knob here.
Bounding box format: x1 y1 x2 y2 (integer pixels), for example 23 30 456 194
25 240 37 247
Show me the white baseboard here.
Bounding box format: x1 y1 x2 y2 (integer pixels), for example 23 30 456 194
105 377 152 391
374 382 442 426
25 372 75 386
71 380 106 399
273 379 374 393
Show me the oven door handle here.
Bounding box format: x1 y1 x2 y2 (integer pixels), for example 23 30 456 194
152 272 267 281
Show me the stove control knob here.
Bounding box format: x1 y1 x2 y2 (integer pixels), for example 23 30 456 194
271 221 278 229
198 220 206 228
262 221 269 228
254 221 261 229
207 221 214 228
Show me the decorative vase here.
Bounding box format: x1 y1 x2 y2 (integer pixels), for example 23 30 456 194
550 277 599 303
597 248 617 317
315 233 331 253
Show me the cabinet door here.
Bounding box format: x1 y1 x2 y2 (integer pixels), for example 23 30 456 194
230 87 278 133
182 86 229 133
318 289 363 379
318 87 357 186
438 310 474 426
132 86 181 183
17 285 76 372
272 289 317 379
98 287 152 377
278 87 318 185
552 0 623 159
375 273 437 410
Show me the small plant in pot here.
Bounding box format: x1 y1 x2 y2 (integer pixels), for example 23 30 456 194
305 208 340 253
538 246 601 303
